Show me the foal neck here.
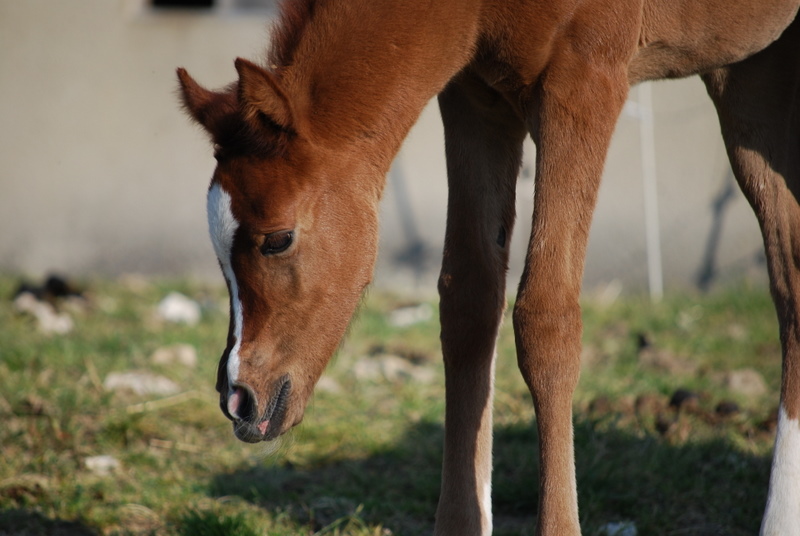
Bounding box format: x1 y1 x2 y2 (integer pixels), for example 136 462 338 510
274 0 482 166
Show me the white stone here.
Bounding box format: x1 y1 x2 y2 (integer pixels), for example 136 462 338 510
84 455 121 476
723 368 768 398
353 354 435 384
156 292 201 325
316 375 343 394
150 343 198 368
13 292 73 335
388 303 433 327
599 521 637 536
103 371 180 396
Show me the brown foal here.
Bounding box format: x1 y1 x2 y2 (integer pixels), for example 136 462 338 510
178 1 800 534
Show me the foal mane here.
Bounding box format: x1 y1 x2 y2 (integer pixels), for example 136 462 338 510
211 99 294 161
204 0 316 159
268 0 317 71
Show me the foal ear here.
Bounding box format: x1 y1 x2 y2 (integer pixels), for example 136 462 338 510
176 67 233 133
235 57 295 133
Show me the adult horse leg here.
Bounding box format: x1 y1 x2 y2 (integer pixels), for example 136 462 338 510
434 72 527 536
514 66 629 535
702 18 800 535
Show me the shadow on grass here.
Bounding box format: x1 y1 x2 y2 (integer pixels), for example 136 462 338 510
0 509 98 536
210 416 771 536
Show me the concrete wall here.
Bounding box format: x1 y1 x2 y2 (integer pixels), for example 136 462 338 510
0 0 271 277
0 1 768 294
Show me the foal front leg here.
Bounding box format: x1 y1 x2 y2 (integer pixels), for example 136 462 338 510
515 68 628 535
434 73 527 536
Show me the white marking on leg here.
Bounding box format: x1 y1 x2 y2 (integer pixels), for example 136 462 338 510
207 183 243 385
760 405 800 535
480 350 497 534
482 480 492 531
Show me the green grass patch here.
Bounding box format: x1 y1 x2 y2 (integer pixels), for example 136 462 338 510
0 274 782 535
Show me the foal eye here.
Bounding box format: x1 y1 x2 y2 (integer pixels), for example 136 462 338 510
260 230 294 256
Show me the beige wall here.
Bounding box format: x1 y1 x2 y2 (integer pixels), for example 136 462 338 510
0 0 271 278
0 1 767 293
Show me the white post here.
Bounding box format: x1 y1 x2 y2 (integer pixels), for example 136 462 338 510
638 82 663 301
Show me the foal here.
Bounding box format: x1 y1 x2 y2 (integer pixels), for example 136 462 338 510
178 0 800 534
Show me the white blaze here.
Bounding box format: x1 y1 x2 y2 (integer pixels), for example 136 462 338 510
761 405 800 535
207 183 243 385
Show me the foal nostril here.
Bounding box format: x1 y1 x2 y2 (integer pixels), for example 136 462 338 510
227 386 255 422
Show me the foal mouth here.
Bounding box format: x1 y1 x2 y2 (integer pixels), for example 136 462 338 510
229 375 292 443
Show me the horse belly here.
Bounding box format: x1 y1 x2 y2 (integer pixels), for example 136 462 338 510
630 0 799 82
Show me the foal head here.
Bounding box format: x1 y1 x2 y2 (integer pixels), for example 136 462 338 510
178 59 381 442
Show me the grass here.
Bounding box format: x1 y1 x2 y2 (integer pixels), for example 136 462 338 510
0 274 782 535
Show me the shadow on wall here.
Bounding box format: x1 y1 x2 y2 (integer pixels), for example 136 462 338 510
383 157 768 295
387 162 439 286
694 171 767 292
